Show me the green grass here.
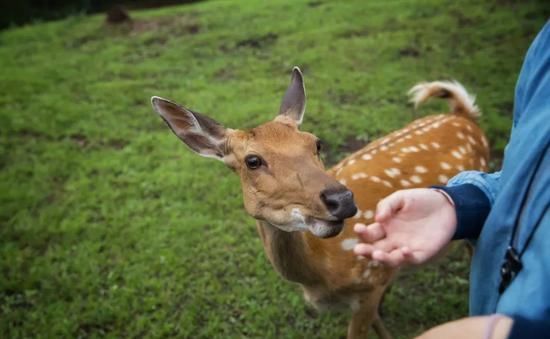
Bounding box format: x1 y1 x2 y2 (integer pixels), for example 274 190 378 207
1 0 547 337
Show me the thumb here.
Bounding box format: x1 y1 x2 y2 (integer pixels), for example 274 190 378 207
375 190 407 223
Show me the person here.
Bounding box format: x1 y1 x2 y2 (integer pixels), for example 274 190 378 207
353 21 550 339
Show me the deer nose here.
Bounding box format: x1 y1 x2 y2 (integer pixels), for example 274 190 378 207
320 187 358 220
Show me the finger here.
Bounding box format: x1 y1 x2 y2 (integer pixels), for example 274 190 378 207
353 223 368 233
354 222 386 243
375 191 407 223
373 248 406 267
354 243 375 256
370 238 398 252
401 246 425 265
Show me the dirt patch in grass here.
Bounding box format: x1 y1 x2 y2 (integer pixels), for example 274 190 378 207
324 135 369 166
338 28 369 39
131 18 200 36
398 46 421 58
307 1 324 8
236 33 278 49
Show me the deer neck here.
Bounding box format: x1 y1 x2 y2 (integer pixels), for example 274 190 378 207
256 220 322 285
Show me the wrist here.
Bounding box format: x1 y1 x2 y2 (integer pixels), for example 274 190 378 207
432 184 491 240
430 188 458 238
431 188 455 207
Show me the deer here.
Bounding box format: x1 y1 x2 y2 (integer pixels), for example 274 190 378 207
150 67 489 338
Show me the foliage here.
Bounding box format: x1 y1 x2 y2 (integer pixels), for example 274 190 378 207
0 0 547 337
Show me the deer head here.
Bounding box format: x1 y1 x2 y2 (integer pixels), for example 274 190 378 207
151 67 357 238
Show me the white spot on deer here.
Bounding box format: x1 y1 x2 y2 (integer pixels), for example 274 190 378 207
466 124 473 132
339 179 347 185
480 157 487 167
459 146 467 154
415 166 428 173
431 142 441 149
405 134 412 139
409 146 420 152
362 269 371 278
361 153 372 161
419 143 429 151
382 180 393 188
351 172 368 180
370 176 381 183
384 168 401 178
452 122 461 127
350 298 361 312
452 150 463 159
401 147 410 153
440 161 451 170
371 150 378 155
400 179 411 187
438 174 449 183
467 135 477 145
353 209 362 219
336 167 343 176
410 175 422 184
457 164 465 171
341 238 359 251
364 210 374 219
482 136 489 148
414 130 423 135
368 260 381 268
422 127 430 133
457 131 465 139
392 156 402 163
348 159 356 166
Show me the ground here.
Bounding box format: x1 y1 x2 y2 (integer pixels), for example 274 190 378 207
0 0 548 338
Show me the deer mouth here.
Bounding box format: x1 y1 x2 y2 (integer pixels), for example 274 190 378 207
306 217 344 238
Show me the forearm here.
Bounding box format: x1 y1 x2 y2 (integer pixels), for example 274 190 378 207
416 315 513 339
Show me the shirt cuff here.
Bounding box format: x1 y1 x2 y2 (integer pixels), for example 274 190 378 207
431 184 491 240
508 315 550 339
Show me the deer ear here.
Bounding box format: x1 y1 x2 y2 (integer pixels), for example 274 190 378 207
278 66 306 125
151 96 227 160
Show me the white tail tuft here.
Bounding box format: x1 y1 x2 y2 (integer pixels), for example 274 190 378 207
408 80 481 119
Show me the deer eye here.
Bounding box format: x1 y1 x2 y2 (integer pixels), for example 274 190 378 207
245 155 263 169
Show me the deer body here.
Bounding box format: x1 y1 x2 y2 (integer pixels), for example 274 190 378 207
151 70 489 338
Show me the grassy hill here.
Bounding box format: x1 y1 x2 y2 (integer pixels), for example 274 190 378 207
1 0 547 337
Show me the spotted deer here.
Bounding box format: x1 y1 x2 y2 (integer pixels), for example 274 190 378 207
150 68 489 338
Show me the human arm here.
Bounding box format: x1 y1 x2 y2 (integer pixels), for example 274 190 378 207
353 177 495 266
415 315 513 339
416 314 550 339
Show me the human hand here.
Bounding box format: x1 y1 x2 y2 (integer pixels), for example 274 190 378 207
353 188 457 267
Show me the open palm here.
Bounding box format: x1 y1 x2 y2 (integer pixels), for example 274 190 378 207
353 188 457 267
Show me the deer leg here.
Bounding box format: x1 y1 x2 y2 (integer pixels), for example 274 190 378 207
347 289 392 339
347 303 376 339
348 308 392 339
372 314 392 339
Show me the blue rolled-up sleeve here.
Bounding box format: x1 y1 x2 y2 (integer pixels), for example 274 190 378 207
432 171 501 240
448 171 501 205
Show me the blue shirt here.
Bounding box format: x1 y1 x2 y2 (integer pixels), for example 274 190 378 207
440 21 550 337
